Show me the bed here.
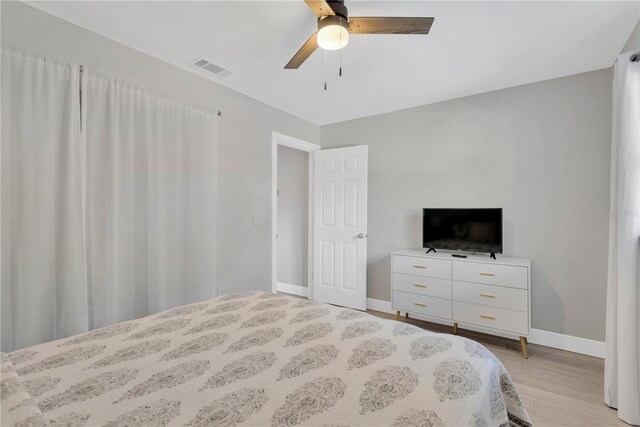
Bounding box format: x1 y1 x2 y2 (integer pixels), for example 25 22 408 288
1 291 531 427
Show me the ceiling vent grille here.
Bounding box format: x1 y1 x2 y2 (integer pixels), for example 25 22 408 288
190 57 231 78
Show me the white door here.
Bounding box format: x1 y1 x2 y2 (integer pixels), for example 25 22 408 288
313 145 368 310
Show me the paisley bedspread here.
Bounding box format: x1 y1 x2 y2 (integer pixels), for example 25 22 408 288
2 291 531 426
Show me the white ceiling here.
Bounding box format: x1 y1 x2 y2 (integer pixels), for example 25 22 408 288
27 1 639 125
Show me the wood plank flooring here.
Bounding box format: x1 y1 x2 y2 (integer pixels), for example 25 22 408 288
367 310 628 427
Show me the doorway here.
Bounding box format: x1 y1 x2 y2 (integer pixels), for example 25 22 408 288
271 132 320 297
271 133 369 310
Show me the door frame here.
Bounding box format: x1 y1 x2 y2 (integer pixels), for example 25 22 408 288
271 132 321 297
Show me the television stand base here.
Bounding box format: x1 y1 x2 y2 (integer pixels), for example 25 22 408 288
490 252 497 260
426 248 436 254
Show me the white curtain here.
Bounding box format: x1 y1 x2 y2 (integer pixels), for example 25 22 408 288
1 47 217 352
1 48 89 351
605 50 640 426
84 71 217 329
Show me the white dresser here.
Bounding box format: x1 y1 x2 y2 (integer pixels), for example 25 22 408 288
391 249 531 358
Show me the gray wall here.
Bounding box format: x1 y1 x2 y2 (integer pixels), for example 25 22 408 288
320 69 612 341
1 1 320 295
622 20 640 53
277 146 309 287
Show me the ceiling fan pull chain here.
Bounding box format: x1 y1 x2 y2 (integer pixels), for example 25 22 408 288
324 49 328 90
339 17 343 77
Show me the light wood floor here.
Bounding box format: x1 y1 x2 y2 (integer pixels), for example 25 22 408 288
368 310 628 427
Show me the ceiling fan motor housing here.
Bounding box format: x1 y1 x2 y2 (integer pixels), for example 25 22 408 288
329 0 348 18
319 0 348 29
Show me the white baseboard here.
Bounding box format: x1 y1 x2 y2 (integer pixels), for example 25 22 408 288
366 297 393 313
528 328 604 358
365 297 604 359
276 282 308 297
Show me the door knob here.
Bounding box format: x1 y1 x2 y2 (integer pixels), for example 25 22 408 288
356 233 366 239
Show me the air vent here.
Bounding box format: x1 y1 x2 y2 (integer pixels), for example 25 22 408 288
190 57 231 78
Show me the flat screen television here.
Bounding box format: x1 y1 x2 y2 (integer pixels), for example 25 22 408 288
423 208 503 255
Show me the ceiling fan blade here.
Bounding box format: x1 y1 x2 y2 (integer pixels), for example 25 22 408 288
285 32 319 69
348 17 434 35
304 0 335 17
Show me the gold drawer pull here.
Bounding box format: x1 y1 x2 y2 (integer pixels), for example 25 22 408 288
480 293 495 298
480 314 496 320
414 284 427 288
479 272 495 276
414 303 427 307
413 265 427 269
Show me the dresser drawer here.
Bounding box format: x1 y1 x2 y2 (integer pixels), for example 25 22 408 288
393 291 452 320
453 262 528 289
453 281 528 312
453 301 528 335
393 273 452 300
392 255 451 280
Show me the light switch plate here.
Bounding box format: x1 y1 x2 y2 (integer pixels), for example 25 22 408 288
253 212 264 225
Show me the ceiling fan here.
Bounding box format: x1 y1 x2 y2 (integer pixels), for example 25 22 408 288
285 0 435 69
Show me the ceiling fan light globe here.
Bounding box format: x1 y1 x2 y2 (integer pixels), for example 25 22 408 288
317 24 349 50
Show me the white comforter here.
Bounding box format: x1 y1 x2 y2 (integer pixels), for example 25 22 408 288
2 291 531 426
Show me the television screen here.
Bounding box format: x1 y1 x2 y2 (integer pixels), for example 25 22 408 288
423 208 503 254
